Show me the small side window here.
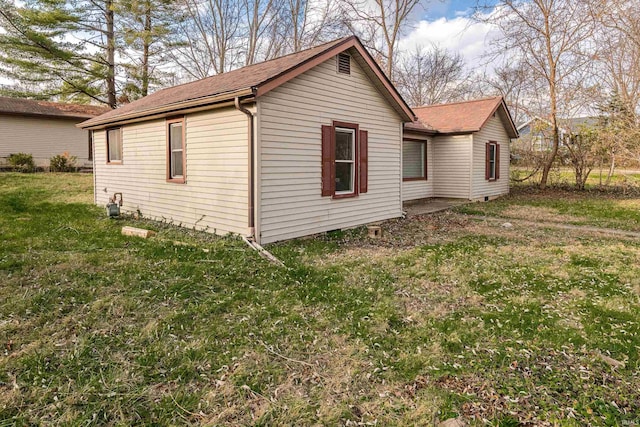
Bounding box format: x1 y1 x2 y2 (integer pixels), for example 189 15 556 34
88 130 93 161
485 141 500 181
167 117 186 183
106 128 122 163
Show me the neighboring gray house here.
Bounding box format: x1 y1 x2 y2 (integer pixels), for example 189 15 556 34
0 97 109 168
80 36 518 244
515 116 598 151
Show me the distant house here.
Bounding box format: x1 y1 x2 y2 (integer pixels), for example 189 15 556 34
515 116 598 151
0 97 110 168
80 36 518 244
403 97 518 201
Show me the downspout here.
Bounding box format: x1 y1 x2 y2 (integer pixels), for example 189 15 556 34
235 96 256 240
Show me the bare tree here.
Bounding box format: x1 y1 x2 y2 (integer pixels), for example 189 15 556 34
282 0 342 53
480 61 530 126
168 0 241 79
477 0 599 188
588 0 640 177
340 0 424 80
396 44 469 106
242 0 280 65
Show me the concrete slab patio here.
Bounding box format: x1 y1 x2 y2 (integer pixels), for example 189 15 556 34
403 198 470 217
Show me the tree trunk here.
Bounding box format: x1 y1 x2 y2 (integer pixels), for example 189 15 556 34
606 149 616 185
387 42 393 79
539 9 558 190
141 0 151 97
106 0 117 108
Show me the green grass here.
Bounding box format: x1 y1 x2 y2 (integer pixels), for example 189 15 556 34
457 185 640 231
1 173 640 425
511 166 640 188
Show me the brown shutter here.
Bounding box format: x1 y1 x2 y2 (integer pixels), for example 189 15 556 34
321 125 334 196
496 143 500 180
359 130 368 193
485 142 490 180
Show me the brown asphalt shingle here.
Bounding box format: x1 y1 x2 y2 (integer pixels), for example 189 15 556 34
413 96 504 134
0 96 110 119
83 37 353 127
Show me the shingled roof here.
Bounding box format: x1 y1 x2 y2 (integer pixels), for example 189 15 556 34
80 36 415 129
0 96 110 120
412 96 518 138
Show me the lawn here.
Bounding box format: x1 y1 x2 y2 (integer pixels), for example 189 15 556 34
457 185 640 232
511 166 640 189
1 173 639 426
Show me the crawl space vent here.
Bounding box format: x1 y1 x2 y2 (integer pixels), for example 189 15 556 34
337 53 351 75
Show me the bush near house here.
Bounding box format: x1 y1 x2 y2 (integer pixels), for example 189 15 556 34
1 173 639 425
49 152 77 172
6 152 36 172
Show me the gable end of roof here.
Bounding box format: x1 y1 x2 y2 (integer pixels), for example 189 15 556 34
80 36 416 129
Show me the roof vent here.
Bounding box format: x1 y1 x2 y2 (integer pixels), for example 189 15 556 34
337 53 351 75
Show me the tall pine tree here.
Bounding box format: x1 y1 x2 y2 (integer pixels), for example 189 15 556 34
0 0 174 106
0 0 117 106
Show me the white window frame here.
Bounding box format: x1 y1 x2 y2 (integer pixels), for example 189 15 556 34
488 142 497 180
335 127 356 195
403 140 426 180
106 128 122 164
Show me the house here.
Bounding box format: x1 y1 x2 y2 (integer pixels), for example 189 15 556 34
402 97 518 201
0 97 110 168
79 36 518 244
515 116 598 151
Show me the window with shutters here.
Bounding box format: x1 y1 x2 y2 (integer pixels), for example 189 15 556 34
321 121 368 198
402 140 427 181
167 117 186 183
106 127 122 164
485 141 499 181
337 53 351 75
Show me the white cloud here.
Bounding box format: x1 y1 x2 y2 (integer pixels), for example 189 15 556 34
399 15 499 72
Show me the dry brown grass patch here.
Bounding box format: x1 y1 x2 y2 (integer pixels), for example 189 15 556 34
501 205 587 224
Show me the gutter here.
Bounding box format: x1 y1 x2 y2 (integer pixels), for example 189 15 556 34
77 88 254 130
234 96 256 240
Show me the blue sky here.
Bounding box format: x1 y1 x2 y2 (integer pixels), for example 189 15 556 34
399 0 499 70
426 0 479 20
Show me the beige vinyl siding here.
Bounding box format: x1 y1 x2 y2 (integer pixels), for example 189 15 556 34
258 52 403 244
0 114 91 167
431 134 472 198
402 138 433 201
471 114 510 199
93 106 249 235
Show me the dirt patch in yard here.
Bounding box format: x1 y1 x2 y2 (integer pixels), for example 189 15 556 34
500 205 589 224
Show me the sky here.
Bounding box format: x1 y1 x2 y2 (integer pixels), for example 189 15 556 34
0 0 501 89
400 0 499 71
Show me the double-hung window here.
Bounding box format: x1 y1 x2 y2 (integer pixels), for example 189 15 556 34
106 128 122 163
485 141 500 181
335 127 356 194
167 117 186 183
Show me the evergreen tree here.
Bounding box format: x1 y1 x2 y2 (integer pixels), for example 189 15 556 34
0 0 117 106
117 0 176 102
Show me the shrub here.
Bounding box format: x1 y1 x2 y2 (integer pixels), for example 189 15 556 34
7 152 36 172
50 152 77 172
